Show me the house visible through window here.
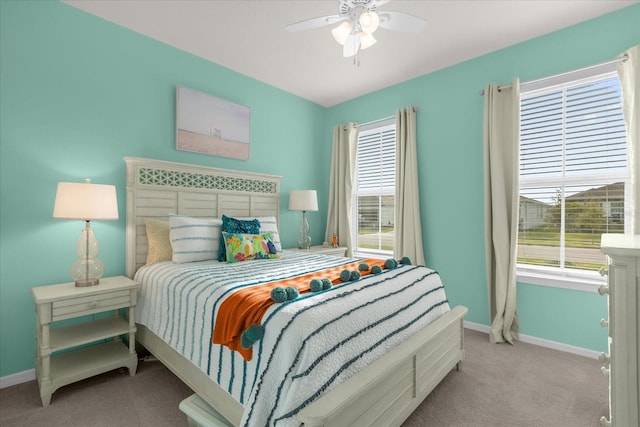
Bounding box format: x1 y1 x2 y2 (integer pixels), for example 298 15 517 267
518 71 630 286
354 120 396 257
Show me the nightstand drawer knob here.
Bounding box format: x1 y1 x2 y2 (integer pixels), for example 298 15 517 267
597 285 609 296
599 267 608 277
90 301 98 308
600 318 609 328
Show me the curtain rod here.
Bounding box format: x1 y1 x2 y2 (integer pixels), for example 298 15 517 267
355 107 419 128
478 54 629 96
357 115 395 127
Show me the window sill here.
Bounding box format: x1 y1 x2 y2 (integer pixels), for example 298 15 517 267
516 265 606 293
353 249 393 260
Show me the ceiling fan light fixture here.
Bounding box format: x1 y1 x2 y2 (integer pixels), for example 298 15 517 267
359 11 380 34
331 21 352 45
359 32 377 50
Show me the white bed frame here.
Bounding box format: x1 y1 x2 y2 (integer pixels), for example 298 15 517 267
124 156 468 426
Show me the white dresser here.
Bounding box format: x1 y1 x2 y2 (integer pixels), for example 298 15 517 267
599 234 640 427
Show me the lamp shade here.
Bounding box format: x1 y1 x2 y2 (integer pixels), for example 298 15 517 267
331 21 352 45
359 32 377 50
289 190 318 212
359 11 380 34
53 179 119 220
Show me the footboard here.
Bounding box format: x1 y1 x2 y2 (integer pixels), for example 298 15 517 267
299 305 468 427
137 305 466 427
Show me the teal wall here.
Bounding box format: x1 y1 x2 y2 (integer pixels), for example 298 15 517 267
1 1 638 377
0 1 326 377
326 4 639 353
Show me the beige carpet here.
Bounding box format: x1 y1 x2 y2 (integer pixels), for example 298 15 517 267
0 329 608 426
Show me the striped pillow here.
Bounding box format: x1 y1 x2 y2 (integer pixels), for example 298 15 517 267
169 215 223 263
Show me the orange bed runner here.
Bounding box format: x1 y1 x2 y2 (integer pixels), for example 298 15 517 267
212 258 387 361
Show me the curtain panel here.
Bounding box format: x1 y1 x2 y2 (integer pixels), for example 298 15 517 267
483 79 520 344
325 123 358 257
395 107 426 266
616 45 639 234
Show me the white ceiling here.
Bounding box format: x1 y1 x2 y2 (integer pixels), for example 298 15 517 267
63 0 636 107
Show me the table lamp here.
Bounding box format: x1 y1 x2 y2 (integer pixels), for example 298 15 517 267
288 190 318 250
53 179 118 287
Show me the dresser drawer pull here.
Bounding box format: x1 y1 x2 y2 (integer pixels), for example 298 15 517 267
599 416 611 427
598 353 610 364
600 318 609 328
597 285 609 296
600 366 609 377
599 267 608 277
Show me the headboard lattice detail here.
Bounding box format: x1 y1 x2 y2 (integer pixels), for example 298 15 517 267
138 167 277 194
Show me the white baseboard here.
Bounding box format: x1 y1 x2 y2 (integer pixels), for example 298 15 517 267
464 321 602 359
0 368 35 389
0 325 603 388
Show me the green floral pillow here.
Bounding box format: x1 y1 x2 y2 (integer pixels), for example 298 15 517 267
222 231 279 263
218 215 261 262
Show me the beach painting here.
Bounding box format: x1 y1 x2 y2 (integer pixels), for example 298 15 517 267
176 86 250 160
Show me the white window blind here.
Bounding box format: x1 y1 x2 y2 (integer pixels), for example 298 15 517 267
521 75 627 178
518 72 629 277
354 122 396 255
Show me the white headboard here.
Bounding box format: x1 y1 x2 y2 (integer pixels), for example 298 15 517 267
124 157 281 278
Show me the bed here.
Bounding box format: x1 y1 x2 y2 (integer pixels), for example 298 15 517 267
125 156 467 426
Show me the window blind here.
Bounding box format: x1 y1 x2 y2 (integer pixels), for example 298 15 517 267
356 124 396 192
521 76 627 179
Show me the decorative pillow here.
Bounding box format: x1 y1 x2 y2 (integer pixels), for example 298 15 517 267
169 215 223 263
222 231 279 263
237 216 282 252
218 215 261 261
144 218 172 266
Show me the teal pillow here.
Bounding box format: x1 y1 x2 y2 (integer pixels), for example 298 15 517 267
218 215 261 261
222 231 279 263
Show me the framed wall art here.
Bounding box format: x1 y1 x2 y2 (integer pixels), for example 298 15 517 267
176 85 250 160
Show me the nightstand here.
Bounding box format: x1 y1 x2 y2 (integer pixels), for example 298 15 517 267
31 275 140 406
288 245 348 257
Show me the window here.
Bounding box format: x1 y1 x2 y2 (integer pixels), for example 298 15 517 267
354 120 396 257
518 71 630 289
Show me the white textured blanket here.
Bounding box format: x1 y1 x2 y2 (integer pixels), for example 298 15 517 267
135 251 450 426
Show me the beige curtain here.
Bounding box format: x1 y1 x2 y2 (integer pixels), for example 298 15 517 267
395 107 425 266
616 45 639 234
325 123 358 257
483 78 520 344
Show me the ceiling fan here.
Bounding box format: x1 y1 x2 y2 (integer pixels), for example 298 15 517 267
286 0 427 58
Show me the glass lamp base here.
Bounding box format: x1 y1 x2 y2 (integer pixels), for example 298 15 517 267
298 211 311 250
71 225 104 287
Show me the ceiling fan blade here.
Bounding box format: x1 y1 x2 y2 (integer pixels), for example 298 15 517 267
371 0 391 8
286 15 344 32
378 11 426 33
343 33 360 57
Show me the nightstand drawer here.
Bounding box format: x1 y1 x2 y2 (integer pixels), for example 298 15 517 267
52 290 131 321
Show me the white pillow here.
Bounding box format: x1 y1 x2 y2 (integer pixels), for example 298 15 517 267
169 215 223 263
238 216 282 252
